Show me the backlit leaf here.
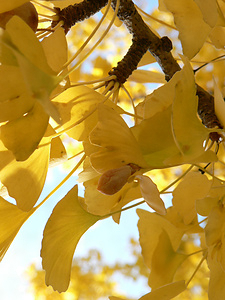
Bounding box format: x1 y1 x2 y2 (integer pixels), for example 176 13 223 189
148 230 187 289
41 185 101 292
163 0 211 58
172 172 211 224
137 209 184 270
89 104 148 173
172 57 210 159
139 280 186 300
136 175 166 215
0 197 33 260
0 101 49 161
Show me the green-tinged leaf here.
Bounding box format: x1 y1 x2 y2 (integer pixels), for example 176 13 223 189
172 57 210 158
0 0 29 13
0 197 33 260
139 281 186 300
148 230 187 289
172 172 211 224
131 106 179 168
0 101 49 161
89 104 148 173
5 16 54 74
137 209 184 270
128 70 166 84
163 0 211 58
41 185 101 292
0 144 50 211
2 17 62 122
136 175 166 215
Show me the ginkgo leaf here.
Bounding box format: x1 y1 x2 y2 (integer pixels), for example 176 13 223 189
214 77 225 128
41 27 68 73
41 185 101 292
0 196 34 260
0 0 29 13
1 16 62 122
207 246 225 300
53 86 108 141
139 280 186 300
148 230 187 289
209 26 225 48
172 172 211 225
137 209 184 270
135 175 166 215
0 143 50 211
89 104 149 173
128 70 166 84
0 101 49 161
194 0 218 28
138 51 156 67
172 57 210 159
205 206 225 247
163 0 211 59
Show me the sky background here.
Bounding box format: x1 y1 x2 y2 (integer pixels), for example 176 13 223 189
0 1 159 299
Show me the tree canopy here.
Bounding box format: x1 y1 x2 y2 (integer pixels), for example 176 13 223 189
1 0 225 299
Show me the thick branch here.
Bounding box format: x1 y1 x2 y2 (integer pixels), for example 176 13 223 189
52 0 108 33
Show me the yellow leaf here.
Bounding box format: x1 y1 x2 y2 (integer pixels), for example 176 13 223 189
41 27 68 73
207 246 225 300
139 280 186 300
214 77 225 127
210 26 225 49
172 172 211 225
136 175 166 215
0 196 33 260
1 16 62 122
41 185 101 292
0 0 29 13
194 0 218 27
138 51 156 67
89 104 148 173
148 230 187 289
205 206 225 247
53 86 107 141
172 57 210 159
0 65 35 122
0 101 49 161
137 209 184 270
128 70 166 84
163 0 211 58
0 143 50 211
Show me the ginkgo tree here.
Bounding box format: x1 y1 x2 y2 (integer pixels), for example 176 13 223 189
0 0 225 299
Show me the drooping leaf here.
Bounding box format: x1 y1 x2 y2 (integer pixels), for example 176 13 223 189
41 185 101 292
163 0 211 58
139 280 186 300
171 57 211 159
0 101 49 161
194 0 218 28
137 209 184 270
89 104 148 173
135 175 166 215
172 171 211 225
128 70 166 84
1 16 62 122
0 143 50 211
148 230 187 289
0 196 34 260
